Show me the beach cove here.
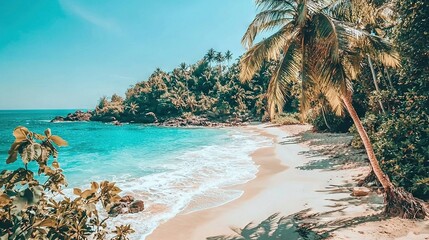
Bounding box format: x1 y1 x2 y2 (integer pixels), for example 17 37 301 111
148 124 429 240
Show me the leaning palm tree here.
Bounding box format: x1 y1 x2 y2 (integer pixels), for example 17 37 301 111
240 0 426 218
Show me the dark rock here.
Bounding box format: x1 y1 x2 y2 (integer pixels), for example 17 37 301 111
51 110 93 122
120 195 134 203
108 202 128 217
128 200 145 213
51 116 65 122
90 115 116 122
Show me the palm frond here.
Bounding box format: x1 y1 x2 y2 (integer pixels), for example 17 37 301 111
324 0 376 25
242 9 295 48
363 36 400 68
267 41 301 119
240 23 296 82
296 1 308 27
323 85 344 115
333 21 400 68
255 0 297 11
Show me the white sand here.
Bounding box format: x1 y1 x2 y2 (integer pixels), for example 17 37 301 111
147 124 429 240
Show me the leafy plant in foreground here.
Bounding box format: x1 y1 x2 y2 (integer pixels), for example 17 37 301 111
1 127 134 239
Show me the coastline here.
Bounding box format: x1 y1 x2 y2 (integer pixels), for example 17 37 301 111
147 124 287 239
147 124 429 240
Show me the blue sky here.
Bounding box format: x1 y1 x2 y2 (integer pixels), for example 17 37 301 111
0 0 257 109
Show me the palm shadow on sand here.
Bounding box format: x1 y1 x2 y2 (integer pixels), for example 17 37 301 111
207 209 384 240
279 130 368 171
207 128 385 240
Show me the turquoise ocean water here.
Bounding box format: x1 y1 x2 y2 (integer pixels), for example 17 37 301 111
0 110 271 239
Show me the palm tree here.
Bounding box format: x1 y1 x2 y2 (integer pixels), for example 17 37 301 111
225 50 233 65
325 0 397 114
215 52 225 73
240 0 426 218
179 62 187 72
205 48 216 66
126 102 139 115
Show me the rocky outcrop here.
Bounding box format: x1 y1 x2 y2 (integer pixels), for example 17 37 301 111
108 195 144 217
160 115 247 127
51 110 250 127
90 115 117 123
51 110 93 122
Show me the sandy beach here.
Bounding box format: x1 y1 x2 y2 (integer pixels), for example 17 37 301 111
147 124 429 240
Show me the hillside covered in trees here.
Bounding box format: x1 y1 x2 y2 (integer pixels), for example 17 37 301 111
80 50 300 126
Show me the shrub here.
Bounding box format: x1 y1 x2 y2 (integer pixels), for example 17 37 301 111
309 110 353 133
351 112 429 200
272 113 301 125
0 127 134 239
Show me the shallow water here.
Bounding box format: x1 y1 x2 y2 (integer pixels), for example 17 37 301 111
0 110 271 239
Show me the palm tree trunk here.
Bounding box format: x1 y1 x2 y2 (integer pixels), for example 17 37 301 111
341 93 391 190
321 107 332 131
341 93 426 219
384 68 394 90
367 55 386 114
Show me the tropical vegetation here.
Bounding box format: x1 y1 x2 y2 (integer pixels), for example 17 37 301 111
239 0 427 218
91 49 301 125
0 127 134 239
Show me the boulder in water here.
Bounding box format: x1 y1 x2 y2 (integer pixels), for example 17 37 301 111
128 200 145 213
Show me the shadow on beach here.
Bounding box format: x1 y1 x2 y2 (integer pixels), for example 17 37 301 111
208 126 385 240
279 130 368 171
207 209 385 240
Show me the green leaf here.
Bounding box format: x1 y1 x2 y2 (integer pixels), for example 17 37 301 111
37 218 56 228
50 136 68 147
12 126 29 141
6 150 18 164
73 188 82 196
44 128 52 137
52 161 60 169
80 189 95 199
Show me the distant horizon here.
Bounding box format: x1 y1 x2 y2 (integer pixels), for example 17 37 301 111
0 0 257 109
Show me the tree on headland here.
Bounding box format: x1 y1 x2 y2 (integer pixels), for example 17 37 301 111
90 48 280 124
215 52 225 73
225 50 233 66
240 0 426 218
205 48 216 66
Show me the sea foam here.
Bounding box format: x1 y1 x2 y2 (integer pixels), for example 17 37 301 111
105 128 272 239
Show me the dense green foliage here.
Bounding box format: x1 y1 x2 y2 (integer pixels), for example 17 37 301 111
310 110 352 133
352 0 429 199
1 127 134 239
92 50 300 124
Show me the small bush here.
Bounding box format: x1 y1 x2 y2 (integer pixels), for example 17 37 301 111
272 113 301 125
310 110 353 133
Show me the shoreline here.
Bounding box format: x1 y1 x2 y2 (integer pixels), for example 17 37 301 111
147 124 429 240
147 124 287 240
